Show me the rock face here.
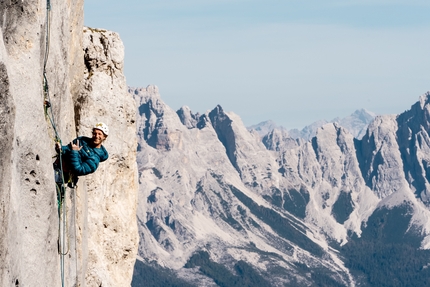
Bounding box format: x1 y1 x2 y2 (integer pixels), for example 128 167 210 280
132 87 355 286
0 1 138 287
132 87 430 286
76 28 139 287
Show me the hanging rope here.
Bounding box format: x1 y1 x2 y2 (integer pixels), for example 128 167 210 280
42 0 79 286
73 188 79 285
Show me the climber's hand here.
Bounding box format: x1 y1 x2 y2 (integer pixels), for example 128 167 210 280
71 140 82 151
55 142 61 153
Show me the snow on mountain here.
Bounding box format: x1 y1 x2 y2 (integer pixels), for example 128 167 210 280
131 86 430 286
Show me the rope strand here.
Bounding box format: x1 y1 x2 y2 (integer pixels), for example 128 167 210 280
42 0 79 286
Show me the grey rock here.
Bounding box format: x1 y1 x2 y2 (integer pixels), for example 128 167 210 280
0 2 138 286
133 86 430 285
133 89 355 285
177 106 200 129
77 27 139 287
262 128 302 151
0 1 84 285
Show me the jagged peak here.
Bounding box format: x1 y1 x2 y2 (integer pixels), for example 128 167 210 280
267 126 289 137
349 109 377 122
248 120 277 129
177 106 200 129
196 113 211 129
209 104 225 116
247 120 285 138
370 114 396 126
251 109 376 141
419 91 430 109
315 122 344 137
262 128 300 151
208 105 232 126
128 85 160 96
134 87 430 286
178 105 192 113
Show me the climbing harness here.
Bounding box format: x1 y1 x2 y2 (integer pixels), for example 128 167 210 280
42 0 78 286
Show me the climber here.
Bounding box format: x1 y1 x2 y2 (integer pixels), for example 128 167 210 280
54 122 109 187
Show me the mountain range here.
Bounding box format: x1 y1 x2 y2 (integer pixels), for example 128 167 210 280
3 1 428 285
131 86 430 287
249 108 376 141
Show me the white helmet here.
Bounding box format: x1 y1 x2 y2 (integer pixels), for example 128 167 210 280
93 122 109 136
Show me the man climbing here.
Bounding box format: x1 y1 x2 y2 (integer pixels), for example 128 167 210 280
54 122 109 187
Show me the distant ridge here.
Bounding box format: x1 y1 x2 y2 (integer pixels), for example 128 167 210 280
249 108 377 140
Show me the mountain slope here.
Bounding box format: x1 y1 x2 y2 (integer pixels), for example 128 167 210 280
132 86 430 286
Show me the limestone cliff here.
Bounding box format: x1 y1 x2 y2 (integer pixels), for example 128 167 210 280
0 1 138 286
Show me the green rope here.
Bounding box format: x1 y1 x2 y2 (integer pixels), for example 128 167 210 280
42 0 79 286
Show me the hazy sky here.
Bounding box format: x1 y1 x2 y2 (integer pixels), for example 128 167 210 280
84 0 430 129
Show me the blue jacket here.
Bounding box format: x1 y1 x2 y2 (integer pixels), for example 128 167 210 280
61 136 109 176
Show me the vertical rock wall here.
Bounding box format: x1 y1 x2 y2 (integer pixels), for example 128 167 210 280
75 27 138 287
0 1 138 286
0 0 83 285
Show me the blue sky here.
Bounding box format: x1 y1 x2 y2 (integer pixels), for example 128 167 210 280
85 0 430 129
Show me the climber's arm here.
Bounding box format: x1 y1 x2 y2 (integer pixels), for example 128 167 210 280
68 150 99 176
